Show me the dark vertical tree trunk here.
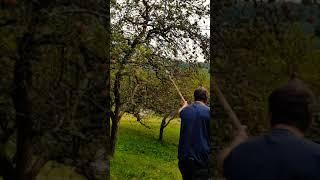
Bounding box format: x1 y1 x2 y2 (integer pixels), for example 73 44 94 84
109 30 144 156
134 112 141 122
110 63 123 155
158 118 166 142
210 0 222 178
110 115 121 155
158 113 171 142
13 33 34 180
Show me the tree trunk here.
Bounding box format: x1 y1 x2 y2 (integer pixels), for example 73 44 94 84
93 148 109 180
134 112 141 122
76 147 110 180
110 116 120 156
109 25 145 156
13 33 34 180
159 124 165 142
158 114 169 142
110 58 123 156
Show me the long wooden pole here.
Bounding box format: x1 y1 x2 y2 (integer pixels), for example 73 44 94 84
167 74 186 102
212 78 242 130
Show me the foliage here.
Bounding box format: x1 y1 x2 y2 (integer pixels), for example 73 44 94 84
212 1 320 177
0 1 109 179
110 0 209 154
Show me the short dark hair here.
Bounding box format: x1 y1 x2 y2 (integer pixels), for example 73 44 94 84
268 78 315 132
194 87 208 102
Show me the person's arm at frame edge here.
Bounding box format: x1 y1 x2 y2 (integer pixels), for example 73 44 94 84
217 125 248 175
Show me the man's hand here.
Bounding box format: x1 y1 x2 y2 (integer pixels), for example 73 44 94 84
180 100 188 107
179 100 188 113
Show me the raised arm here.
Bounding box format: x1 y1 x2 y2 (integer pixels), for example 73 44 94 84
217 125 248 173
179 100 188 114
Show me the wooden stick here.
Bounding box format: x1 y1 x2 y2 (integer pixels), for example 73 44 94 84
168 74 186 102
212 78 242 130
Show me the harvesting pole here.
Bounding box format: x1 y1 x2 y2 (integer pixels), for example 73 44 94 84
165 70 186 102
212 77 242 130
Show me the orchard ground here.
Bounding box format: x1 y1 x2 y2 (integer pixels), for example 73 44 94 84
111 114 182 180
0 114 182 180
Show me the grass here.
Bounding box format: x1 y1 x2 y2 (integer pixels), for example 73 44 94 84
111 114 182 180
0 114 181 180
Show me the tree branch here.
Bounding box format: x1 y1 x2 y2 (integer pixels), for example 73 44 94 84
164 110 178 127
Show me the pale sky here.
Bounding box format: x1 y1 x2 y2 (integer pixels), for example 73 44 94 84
193 0 210 62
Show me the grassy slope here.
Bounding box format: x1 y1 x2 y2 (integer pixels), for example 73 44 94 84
111 114 182 180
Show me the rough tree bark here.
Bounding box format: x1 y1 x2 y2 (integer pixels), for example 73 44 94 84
13 33 34 180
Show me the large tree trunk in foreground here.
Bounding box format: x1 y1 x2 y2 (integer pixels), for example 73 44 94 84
13 33 34 180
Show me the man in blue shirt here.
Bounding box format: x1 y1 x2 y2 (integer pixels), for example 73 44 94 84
219 77 320 180
178 87 211 180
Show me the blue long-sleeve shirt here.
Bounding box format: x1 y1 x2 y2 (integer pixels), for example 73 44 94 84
178 102 211 164
224 128 320 180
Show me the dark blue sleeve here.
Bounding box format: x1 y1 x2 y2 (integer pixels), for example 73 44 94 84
179 108 187 118
179 108 187 134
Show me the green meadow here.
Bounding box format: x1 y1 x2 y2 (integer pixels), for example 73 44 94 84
111 114 182 180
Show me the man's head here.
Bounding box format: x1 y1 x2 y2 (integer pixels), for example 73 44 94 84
194 87 209 104
268 77 316 133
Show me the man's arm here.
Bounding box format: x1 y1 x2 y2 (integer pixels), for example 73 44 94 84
179 100 188 114
217 126 248 173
